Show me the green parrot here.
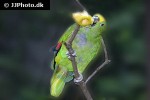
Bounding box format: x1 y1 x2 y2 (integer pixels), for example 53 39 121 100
50 13 106 97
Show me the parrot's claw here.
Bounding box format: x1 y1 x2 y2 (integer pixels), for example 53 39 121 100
66 51 77 59
72 51 76 57
74 73 83 83
68 56 71 59
66 51 69 55
66 51 70 59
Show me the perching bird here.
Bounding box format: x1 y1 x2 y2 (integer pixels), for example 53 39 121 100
50 11 106 97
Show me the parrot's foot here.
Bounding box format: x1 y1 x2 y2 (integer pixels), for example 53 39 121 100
74 73 83 83
66 51 76 59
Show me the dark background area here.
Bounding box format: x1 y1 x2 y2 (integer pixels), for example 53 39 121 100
0 0 146 100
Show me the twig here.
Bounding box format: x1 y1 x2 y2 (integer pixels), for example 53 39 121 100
64 24 93 100
64 24 80 78
85 37 111 84
76 0 87 11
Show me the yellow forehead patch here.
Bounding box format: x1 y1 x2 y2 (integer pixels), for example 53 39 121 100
72 10 93 26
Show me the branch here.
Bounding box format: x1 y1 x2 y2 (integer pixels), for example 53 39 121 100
64 24 93 100
64 24 80 78
85 37 111 84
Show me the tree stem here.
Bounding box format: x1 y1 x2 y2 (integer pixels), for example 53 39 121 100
65 24 93 100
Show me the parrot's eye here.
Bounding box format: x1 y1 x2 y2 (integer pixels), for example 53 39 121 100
100 23 104 26
92 16 99 23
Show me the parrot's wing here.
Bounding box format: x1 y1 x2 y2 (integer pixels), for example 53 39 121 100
50 24 81 97
50 66 74 97
51 50 60 70
50 66 67 97
58 24 76 42
50 24 76 70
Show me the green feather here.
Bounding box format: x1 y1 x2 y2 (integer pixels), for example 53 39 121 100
50 21 106 97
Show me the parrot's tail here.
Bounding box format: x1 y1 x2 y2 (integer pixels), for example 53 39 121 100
50 67 68 97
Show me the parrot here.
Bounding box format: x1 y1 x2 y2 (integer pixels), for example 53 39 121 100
50 11 106 97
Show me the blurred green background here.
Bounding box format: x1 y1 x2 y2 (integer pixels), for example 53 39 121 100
0 0 146 100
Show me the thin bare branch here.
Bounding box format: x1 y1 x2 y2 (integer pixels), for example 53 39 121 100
64 24 93 100
85 60 110 84
64 24 80 78
85 37 111 84
101 37 109 61
68 24 80 45
76 0 87 11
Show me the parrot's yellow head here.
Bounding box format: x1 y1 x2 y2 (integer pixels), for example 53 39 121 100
72 11 106 34
92 14 106 23
89 13 106 34
72 11 106 27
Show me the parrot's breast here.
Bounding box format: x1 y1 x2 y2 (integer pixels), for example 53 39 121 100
54 26 102 73
75 33 87 47
72 30 101 73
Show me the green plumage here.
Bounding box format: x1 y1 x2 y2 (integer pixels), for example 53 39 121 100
50 21 106 97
